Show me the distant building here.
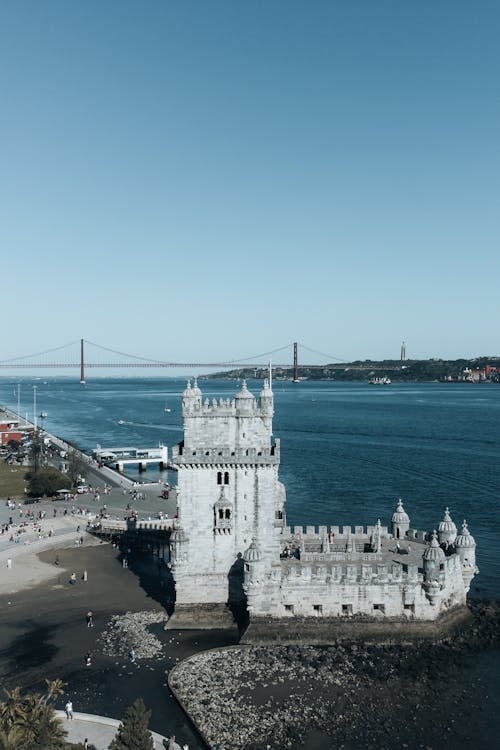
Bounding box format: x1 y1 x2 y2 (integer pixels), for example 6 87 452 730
400 341 407 362
168 380 478 629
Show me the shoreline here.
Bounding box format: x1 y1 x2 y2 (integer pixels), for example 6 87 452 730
169 600 500 750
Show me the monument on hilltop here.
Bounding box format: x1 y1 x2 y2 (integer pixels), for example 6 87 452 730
167 379 478 633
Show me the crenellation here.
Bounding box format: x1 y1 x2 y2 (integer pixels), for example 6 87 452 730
168 379 479 628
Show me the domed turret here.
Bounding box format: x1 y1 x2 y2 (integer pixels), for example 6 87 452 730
455 519 475 550
423 532 445 603
391 499 410 540
454 520 478 592
423 531 445 564
438 507 457 546
244 538 263 563
192 378 202 397
235 380 255 414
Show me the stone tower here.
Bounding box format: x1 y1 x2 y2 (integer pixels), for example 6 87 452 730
168 379 286 627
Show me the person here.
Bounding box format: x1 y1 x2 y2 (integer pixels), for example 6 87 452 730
396 542 401 554
85 652 92 667
129 647 136 663
86 610 93 627
65 700 74 720
69 572 76 585
83 740 89 750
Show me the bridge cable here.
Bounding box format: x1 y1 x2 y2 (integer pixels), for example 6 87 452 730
0 340 81 364
297 343 347 363
84 339 294 366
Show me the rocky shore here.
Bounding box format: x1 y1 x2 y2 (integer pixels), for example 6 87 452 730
169 600 500 750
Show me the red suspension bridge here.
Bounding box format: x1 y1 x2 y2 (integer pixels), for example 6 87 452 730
0 340 360 383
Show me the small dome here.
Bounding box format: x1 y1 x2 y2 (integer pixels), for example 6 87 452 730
192 378 202 396
244 538 262 563
182 380 193 397
455 520 476 548
392 499 410 524
438 507 457 536
423 531 445 562
235 380 254 400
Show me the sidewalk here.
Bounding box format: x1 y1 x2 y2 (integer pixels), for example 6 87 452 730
55 711 182 749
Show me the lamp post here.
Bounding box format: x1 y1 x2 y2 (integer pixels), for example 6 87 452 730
33 385 37 430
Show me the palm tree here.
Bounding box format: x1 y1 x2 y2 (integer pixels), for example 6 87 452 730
0 685 67 750
0 688 26 729
43 679 66 706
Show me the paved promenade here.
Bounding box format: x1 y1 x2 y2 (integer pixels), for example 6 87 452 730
55 710 182 750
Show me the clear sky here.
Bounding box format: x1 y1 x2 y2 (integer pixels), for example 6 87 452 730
1 0 499 371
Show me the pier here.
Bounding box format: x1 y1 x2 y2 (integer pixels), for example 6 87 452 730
92 445 168 472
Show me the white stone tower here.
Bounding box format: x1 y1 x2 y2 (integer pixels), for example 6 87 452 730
168 379 286 627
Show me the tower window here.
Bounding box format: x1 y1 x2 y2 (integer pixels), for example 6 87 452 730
224 471 229 485
225 509 231 520
217 472 222 485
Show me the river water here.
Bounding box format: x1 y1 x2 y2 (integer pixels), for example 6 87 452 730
1 376 499 748
1 376 499 597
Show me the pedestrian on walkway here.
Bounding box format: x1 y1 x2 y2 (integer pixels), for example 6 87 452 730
129 647 136 663
86 610 93 627
65 700 74 720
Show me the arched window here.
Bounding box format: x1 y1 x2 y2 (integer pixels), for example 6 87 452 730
217 472 222 485
224 471 229 485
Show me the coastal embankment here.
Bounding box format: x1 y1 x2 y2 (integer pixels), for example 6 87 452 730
169 600 500 750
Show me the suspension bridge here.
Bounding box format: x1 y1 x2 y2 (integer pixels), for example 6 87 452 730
0 339 392 383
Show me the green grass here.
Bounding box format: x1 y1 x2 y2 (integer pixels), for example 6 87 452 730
0 461 28 498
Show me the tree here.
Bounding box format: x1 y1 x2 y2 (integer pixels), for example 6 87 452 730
66 448 86 489
29 430 46 473
108 698 154 750
0 684 68 750
27 467 68 497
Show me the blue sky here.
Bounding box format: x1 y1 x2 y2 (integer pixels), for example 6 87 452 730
1 0 499 372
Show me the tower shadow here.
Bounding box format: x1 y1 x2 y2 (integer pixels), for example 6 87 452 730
227 553 248 633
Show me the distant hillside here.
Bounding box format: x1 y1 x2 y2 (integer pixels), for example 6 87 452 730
205 357 500 383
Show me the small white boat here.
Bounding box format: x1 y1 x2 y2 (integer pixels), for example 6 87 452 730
118 419 125 425
164 399 171 413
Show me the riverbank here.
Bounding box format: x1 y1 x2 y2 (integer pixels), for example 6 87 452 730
169 600 500 750
0 542 237 748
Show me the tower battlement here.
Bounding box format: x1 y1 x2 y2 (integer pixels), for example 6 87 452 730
167 379 478 629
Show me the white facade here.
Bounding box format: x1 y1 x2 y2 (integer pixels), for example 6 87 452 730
169 379 285 608
169 381 478 624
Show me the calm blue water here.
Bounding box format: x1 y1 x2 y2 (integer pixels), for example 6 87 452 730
1 377 499 597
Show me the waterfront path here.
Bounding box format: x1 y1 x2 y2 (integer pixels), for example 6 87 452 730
55 710 181 750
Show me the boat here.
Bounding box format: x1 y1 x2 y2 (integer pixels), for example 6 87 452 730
368 377 391 385
118 419 125 425
164 399 171 413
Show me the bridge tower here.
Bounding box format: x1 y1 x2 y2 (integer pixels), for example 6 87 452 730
80 339 86 384
168 378 286 628
293 342 299 382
